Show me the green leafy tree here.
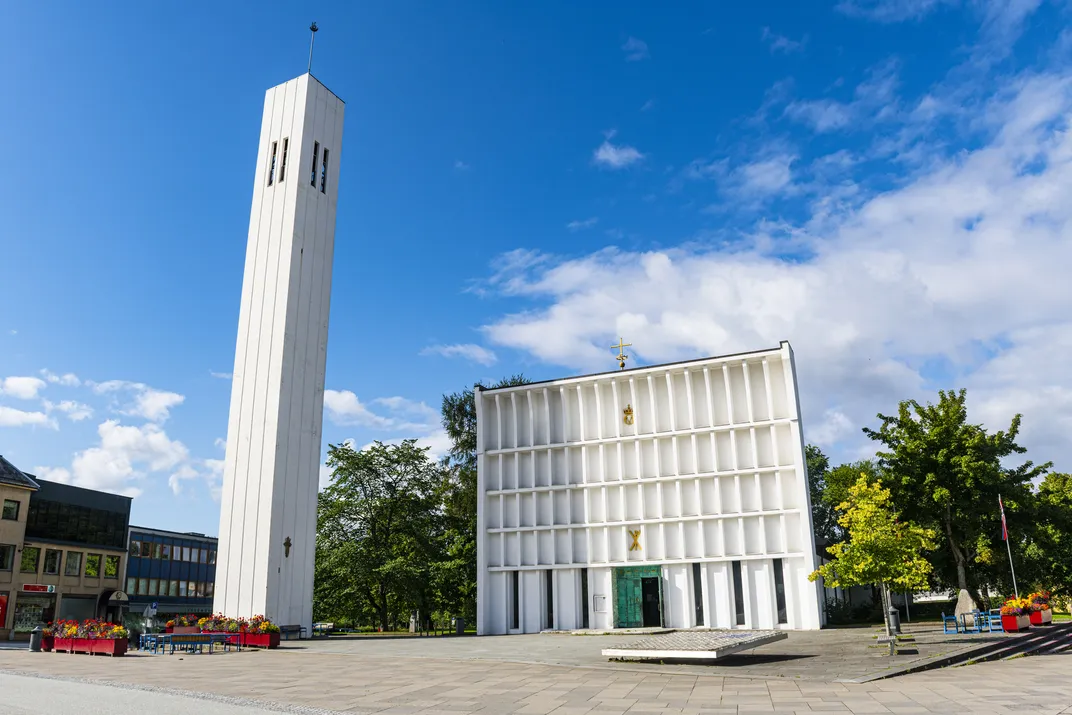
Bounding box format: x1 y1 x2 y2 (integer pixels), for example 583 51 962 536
806 445 883 544
438 375 529 623
1021 473 1072 600
315 439 446 631
810 475 937 595
805 445 837 543
862 389 1049 604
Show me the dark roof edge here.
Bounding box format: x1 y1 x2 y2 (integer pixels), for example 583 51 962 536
481 341 790 394
129 525 219 541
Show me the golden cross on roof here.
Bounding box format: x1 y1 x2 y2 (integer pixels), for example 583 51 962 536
611 337 632 370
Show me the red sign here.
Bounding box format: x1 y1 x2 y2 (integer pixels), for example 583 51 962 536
0 594 6 628
22 584 53 593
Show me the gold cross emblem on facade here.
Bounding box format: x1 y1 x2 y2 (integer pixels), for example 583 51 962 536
611 337 632 370
628 529 642 551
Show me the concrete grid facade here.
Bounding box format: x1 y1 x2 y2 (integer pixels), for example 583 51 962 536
214 73 344 631
475 341 822 634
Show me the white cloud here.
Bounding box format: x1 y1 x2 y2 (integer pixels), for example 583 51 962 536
478 70 1072 469
640 99 655 112
421 343 498 366
38 419 190 498
567 217 599 231
323 390 440 432
209 371 232 380
784 60 900 133
0 376 47 400
92 380 185 422
454 160 471 171
0 406 56 429
737 154 796 195
835 0 954 22
43 400 93 421
593 140 644 169
621 36 649 61
762 27 806 54
40 370 80 387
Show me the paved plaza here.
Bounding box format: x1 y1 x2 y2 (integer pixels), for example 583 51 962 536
1 629 1072 714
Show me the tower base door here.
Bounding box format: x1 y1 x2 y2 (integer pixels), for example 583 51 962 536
641 577 662 627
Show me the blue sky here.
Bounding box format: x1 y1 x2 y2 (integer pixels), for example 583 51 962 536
2 0 1071 536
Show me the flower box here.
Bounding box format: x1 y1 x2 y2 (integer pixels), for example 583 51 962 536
171 626 200 635
240 632 280 649
41 636 54 652
1029 609 1053 626
54 637 128 656
1001 614 1031 632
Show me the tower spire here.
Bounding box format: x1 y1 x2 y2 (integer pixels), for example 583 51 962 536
307 22 319 74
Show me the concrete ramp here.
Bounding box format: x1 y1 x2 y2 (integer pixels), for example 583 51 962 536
603 630 788 661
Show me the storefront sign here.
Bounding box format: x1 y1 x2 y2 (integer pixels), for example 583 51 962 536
22 584 56 593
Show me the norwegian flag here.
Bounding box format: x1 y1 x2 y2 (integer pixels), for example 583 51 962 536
999 495 1009 542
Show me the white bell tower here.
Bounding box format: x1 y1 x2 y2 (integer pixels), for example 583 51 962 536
214 70 344 632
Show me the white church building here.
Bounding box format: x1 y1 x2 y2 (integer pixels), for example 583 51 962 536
475 341 823 634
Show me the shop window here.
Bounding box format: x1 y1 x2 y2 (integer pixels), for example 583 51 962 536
148 578 158 596
20 546 40 574
137 578 147 596
43 549 61 575
161 544 171 561
208 549 216 565
64 551 82 576
198 548 207 564
104 555 120 579
0 544 14 571
178 581 187 597
169 580 179 597
206 582 214 598
129 540 140 557
152 542 162 560
84 553 101 578
2 499 19 521
140 542 151 558
126 577 136 594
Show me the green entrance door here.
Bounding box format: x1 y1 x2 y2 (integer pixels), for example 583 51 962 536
613 566 662 628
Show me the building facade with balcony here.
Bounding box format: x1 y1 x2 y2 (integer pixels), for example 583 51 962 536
126 526 217 621
0 459 131 638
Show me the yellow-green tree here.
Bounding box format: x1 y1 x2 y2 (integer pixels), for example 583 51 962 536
810 475 937 594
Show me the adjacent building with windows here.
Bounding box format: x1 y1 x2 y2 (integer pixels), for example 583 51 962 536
0 456 40 639
0 461 131 638
126 526 217 620
475 342 824 635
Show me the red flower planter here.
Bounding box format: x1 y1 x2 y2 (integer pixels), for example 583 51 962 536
1001 614 1031 632
240 632 280 649
54 637 128 656
1029 609 1053 626
41 636 54 652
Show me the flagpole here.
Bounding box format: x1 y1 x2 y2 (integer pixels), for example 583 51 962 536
1000 495 1019 599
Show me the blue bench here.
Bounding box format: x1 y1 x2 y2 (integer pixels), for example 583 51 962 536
139 632 240 655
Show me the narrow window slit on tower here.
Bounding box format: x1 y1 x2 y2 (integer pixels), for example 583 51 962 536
320 149 330 193
311 141 320 186
268 141 278 186
279 138 289 182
